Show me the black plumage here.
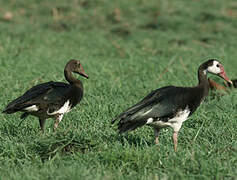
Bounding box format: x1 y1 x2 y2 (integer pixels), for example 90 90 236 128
229 79 237 88
3 59 89 131
114 86 206 132
112 59 232 151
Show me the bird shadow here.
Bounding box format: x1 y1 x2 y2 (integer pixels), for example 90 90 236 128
31 131 98 162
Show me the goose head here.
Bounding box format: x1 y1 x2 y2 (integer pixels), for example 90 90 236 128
66 59 89 79
202 59 232 84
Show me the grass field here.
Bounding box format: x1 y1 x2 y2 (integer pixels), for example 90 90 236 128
0 0 237 179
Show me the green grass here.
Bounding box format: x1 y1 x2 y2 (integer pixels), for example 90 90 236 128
0 0 237 179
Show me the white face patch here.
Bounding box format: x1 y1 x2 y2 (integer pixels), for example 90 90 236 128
47 100 71 115
207 60 221 74
24 105 39 112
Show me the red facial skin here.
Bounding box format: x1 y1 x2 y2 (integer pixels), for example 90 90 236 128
218 64 232 84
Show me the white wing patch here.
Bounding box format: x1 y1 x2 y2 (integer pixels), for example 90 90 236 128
143 109 153 116
47 100 71 115
24 105 39 112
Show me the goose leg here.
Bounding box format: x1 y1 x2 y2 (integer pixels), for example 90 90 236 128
154 128 160 144
54 114 63 131
39 118 46 131
173 131 178 152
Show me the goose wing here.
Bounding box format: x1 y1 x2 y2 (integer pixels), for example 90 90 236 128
3 81 70 113
113 86 198 133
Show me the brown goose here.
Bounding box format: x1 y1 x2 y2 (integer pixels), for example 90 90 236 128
112 59 232 151
208 78 237 91
3 59 88 131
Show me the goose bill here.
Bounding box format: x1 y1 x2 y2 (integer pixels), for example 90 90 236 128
218 70 232 84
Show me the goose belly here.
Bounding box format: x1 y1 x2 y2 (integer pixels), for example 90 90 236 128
47 100 72 115
147 108 190 132
22 100 72 119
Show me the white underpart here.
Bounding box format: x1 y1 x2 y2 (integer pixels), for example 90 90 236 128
150 108 190 132
47 100 71 115
207 60 221 74
57 114 63 123
146 118 154 124
24 105 39 112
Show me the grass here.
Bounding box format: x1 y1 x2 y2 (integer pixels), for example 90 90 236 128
0 0 237 179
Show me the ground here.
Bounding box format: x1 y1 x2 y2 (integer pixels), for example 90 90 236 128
0 0 237 179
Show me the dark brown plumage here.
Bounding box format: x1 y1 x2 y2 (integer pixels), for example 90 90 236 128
3 59 89 131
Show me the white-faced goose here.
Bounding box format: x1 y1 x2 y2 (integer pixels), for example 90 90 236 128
3 59 88 131
112 59 232 151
